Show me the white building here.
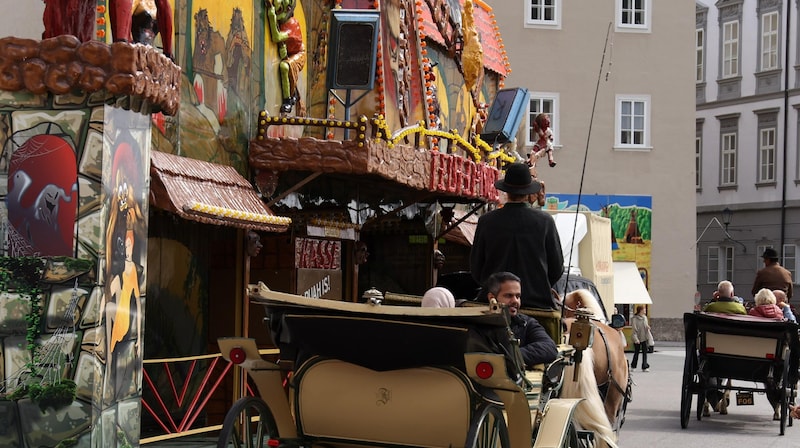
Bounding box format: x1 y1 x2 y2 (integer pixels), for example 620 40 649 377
696 0 800 303
493 1 697 337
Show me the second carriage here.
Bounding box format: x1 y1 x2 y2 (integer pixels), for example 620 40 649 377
680 311 800 435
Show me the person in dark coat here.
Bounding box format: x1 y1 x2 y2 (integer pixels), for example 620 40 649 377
486 272 557 368
470 163 564 310
752 248 793 300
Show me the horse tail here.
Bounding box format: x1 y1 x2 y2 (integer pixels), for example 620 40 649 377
562 348 619 448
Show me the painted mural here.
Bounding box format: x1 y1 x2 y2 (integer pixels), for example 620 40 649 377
547 193 653 290
0 71 153 445
99 107 150 442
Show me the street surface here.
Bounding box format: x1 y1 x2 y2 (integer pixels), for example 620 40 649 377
618 344 799 447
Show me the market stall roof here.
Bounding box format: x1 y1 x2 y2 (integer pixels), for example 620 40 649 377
150 151 291 232
612 261 652 304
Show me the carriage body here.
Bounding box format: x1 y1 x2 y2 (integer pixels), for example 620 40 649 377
680 312 800 434
216 283 591 448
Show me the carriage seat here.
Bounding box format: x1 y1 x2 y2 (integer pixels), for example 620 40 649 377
293 357 486 447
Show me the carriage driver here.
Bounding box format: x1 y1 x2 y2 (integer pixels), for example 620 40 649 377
486 272 558 368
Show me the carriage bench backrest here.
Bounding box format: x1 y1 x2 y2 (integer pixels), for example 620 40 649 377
703 332 781 359
294 357 479 447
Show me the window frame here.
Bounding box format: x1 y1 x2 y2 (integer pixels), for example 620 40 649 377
720 131 737 186
616 0 651 32
707 246 734 284
525 93 559 148
760 11 779 71
758 126 776 183
722 20 740 78
614 94 650 150
696 136 702 189
783 244 797 284
525 0 561 29
696 28 705 82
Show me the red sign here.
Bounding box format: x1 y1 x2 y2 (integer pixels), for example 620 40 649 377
430 152 499 201
295 238 341 270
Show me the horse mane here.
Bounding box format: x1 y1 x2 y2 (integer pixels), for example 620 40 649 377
562 348 619 448
565 289 607 323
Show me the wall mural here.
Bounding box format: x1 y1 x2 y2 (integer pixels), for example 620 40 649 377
548 193 653 292
0 77 152 445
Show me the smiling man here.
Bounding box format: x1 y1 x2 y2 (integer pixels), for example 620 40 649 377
486 271 557 368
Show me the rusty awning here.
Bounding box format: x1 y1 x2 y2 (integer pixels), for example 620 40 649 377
150 151 290 232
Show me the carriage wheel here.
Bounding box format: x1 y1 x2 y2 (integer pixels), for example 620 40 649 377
465 403 511 448
680 350 696 428
780 354 792 436
217 396 279 448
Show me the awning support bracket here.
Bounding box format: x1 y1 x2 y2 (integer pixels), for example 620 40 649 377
265 172 323 208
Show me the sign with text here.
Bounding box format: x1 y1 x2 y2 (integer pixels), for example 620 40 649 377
295 237 341 270
297 268 342 300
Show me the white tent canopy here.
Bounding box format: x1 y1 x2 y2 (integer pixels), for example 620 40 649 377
613 261 652 304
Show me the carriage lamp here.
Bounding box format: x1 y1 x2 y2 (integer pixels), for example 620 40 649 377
229 346 247 364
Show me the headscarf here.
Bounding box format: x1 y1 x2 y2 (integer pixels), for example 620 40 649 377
422 287 455 308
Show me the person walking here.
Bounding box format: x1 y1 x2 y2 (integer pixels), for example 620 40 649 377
470 163 564 310
630 305 651 372
752 248 793 300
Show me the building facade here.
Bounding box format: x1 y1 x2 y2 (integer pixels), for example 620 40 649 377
696 0 800 304
492 0 697 337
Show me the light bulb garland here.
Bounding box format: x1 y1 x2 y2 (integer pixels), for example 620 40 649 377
185 201 292 226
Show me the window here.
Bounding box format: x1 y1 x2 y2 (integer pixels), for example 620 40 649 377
707 246 734 283
783 244 797 283
722 20 739 78
757 244 774 268
615 95 649 149
525 93 558 147
696 28 704 82
696 136 702 189
707 246 719 283
721 132 737 186
525 0 560 28
761 11 779 71
617 0 650 31
758 127 776 182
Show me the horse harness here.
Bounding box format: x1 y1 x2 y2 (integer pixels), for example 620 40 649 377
593 324 633 404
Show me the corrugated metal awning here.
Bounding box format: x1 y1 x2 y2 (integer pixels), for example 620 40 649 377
150 151 291 232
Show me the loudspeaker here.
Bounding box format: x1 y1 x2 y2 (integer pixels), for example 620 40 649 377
479 87 530 144
326 10 381 90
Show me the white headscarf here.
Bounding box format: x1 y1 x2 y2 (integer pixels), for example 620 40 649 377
422 287 455 308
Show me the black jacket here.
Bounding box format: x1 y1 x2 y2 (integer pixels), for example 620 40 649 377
470 202 564 309
511 313 558 368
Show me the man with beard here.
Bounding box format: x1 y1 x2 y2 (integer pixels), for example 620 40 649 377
486 271 557 368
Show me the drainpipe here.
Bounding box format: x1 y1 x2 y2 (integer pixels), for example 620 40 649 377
781 0 791 250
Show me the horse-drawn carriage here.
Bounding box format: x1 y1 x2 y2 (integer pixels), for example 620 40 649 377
215 282 610 448
681 311 800 435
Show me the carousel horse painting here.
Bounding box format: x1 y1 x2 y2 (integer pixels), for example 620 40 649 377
560 288 631 447
193 8 228 123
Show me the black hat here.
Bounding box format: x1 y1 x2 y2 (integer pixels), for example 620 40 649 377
762 248 779 260
494 163 542 195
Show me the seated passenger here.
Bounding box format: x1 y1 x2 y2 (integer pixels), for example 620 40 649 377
486 271 558 368
703 280 746 314
421 287 455 308
749 288 785 320
773 289 796 323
